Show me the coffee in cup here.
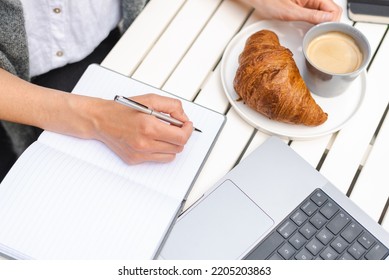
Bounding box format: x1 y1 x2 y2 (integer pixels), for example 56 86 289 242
306 31 363 74
302 23 371 97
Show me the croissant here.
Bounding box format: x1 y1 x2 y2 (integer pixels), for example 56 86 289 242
233 29 327 126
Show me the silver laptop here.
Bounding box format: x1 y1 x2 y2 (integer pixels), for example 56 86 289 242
158 136 389 260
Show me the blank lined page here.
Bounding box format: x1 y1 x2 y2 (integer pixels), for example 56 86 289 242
0 142 177 259
0 65 225 259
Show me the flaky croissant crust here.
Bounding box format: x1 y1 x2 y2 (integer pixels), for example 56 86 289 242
233 30 327 126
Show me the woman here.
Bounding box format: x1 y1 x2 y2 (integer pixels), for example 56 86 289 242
0 0 342 180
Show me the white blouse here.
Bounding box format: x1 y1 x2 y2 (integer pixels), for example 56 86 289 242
20 0 121 77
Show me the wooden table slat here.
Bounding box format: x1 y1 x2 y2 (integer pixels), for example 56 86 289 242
132 0 223 88
163 0 251 100
194 65 230 113
101 0 185 75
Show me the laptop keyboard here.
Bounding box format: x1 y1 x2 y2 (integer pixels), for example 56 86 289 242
245 188 389 260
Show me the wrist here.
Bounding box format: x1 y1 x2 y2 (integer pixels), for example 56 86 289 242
64 94 103 140
35 90 101 141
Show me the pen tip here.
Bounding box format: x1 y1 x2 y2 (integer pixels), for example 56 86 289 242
195 128 202 133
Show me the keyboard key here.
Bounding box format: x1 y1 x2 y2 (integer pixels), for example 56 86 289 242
320 247 338 260
365 242 389 260
291 210 308 226
348 242 366 259
339 252 355 260
278 243 296 259
245 231 284 260
295 248 313 260
326 212 350 234
311 190 328 206
316 228 334 245
277 220 297 238
341 222 363 243
358 233 375 249
310 212 327 229
320 201 339 219
331 236 348 254
306 238 324 255
289 232 307 250
299 222 317 239
301 200 317 216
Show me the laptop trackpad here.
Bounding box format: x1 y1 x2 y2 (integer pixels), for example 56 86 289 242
160 180 274 259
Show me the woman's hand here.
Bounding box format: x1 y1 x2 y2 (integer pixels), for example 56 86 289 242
0 69 193 164
89 94 194 164
241 0 342 24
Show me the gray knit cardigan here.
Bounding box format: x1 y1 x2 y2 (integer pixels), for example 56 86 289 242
0 0 147 156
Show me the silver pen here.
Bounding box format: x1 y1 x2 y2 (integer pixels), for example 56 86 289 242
114 95 202 132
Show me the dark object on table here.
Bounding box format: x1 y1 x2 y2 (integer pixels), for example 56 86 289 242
348 0 389 24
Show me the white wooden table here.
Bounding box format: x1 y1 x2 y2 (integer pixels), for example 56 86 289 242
102 0 389 232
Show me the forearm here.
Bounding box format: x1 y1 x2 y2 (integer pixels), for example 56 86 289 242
0 68 97 140
0 68 193 164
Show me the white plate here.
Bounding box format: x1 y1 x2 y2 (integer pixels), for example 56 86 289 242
220 20 366 140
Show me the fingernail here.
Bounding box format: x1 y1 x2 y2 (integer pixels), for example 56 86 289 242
321 12 333 22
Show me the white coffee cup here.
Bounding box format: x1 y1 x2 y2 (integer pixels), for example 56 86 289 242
302 22 371 97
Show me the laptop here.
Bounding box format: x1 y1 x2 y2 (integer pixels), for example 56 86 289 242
158 136 389 260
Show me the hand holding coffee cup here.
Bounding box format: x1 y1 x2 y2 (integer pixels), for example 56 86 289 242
302 22 371 97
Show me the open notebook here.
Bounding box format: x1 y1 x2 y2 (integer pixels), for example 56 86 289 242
0 64 225 259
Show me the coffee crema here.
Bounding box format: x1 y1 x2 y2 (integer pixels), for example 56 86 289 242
306 31 363 74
